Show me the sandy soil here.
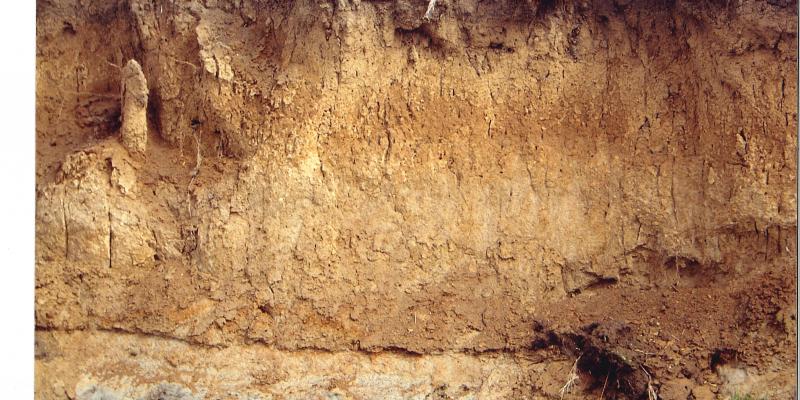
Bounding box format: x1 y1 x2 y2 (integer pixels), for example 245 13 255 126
35 0 797 398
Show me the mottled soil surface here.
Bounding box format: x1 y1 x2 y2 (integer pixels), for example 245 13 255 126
35 0 797 399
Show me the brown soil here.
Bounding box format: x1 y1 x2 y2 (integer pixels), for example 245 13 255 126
35 0 797 399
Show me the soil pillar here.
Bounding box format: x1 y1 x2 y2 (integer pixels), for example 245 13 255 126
121 59 148 154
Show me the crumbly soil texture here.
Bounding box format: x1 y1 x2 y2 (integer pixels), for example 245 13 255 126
35 0 797 399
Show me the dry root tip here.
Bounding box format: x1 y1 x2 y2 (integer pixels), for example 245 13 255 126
423 0 438 21
559 355 581 400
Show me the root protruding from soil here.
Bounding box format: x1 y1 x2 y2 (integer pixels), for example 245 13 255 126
533 321 655 399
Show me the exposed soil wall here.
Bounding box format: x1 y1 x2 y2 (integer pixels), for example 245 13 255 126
35 0 797 399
